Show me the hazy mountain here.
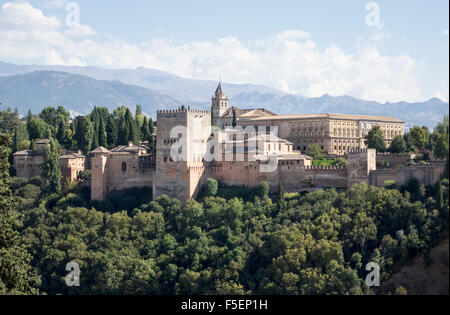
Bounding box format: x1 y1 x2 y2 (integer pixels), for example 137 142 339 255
0 61 448 128
0 71 182 117
0 61 284 103
230 92 449 129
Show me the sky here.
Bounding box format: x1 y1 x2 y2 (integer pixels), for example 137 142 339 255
0 0 448 103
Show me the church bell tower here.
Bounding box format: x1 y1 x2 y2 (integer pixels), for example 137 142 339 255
211 82 229 122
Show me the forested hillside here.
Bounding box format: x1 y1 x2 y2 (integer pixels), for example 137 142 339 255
5 173 450 295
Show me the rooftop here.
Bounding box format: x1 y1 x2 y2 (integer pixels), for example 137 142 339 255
109 143 150 154
60 152 86 159
13 150 42 156
244 113 404 123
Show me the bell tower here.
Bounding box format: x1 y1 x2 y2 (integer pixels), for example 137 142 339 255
212 82 229 122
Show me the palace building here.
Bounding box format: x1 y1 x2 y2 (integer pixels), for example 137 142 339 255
90 83 445 202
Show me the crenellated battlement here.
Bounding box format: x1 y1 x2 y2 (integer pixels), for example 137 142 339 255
304 165 347 171
348 148 369 154
157 109 210 117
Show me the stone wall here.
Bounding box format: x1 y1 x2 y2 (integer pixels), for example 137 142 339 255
376 153 415 167
210 160 348 194
91 153 108 201
106 155 154 193
347 149 377 187
369 160 446 188
13 154 43 178
91 152 154 201
60 157 86 182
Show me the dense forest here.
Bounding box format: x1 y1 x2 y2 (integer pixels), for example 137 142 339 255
0 103 449 295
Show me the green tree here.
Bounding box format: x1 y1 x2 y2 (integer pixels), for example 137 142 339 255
39 107 58 126
211 104 215 127
98 116 107 148
140 116 150 142
232 108 237 128
432 132 449 159
106 115 118 149
91 120 99 150
0 132 38 294
306 144 325 159
27 118 48 140
431 116 449 159
365 125 386 152
202 178 218 197
41 138 62 195
29 139 36 151
148 118 156 152
74 116 93 155
389 135 407 153
56 120 66 145
135 104 144 129
256 181 269 200
12 124 28 153
125 108 139 144
117 118 129 146
0 106 20 135
408 126 429 151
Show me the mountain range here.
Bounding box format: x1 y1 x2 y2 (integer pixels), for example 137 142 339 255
0 61 448 129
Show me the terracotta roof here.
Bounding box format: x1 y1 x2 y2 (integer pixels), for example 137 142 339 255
245 113 404 123
109 143 149 154
91 146 109 153
221 106 277 118
13 150 42 156
60 152 86 159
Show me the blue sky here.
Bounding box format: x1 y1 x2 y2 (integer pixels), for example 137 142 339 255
0 0 448 102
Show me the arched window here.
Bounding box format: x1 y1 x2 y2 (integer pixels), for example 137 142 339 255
121 162 127 172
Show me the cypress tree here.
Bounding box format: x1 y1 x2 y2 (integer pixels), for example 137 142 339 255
12 127 18 153
140 116 150 142
125 108 138 145
148 117 156 152
29 139 36 151
118 118 129 146
98 116 107 148
74 116 93 155
41 138 62 195
149 117 155 135
106 115 117 149
56 120 66 145
278 182 286 212
232 108 237 127
91 120 99 150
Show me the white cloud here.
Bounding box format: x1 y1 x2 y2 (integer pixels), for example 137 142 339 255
370 32 391 42
0 2 60 31
442 28 449 36
64 24 96 37
434 80 449 102
43 0 68 9
0 1 425 103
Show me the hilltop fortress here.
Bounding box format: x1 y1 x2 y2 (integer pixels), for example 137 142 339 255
90 84 446 202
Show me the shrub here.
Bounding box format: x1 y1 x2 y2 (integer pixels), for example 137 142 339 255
256 181 269 200
202 178 218 197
